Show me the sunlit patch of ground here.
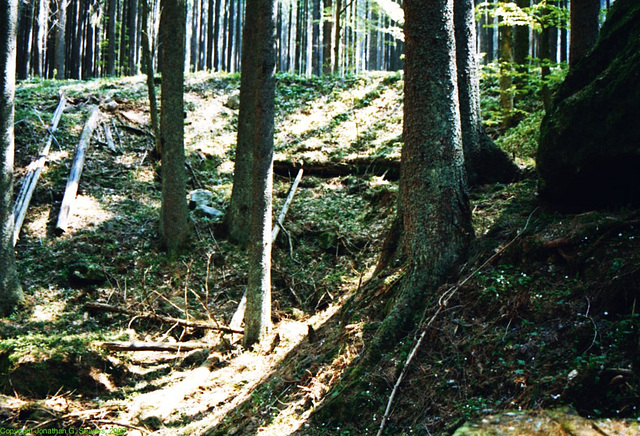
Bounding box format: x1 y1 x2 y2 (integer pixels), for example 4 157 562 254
60 194 115 235
111 302 345 435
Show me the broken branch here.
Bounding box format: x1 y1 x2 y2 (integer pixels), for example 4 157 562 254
100 341 213 352
85 302 243 334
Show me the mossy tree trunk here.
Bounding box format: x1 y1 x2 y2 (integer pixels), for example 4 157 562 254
159 0 189 257
368 0 472 361
240 0 277 347
0 0 23 315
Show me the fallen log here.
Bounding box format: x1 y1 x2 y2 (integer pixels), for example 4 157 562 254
100 341 212 352
13 94 66 245
273 156 400 180
55 106 101 234
85 302 243 334
272 168 303 242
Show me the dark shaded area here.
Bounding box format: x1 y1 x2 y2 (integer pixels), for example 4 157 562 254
537 0 640 211
470 134 521 186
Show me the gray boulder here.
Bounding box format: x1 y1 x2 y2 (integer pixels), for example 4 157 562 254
189 189 224 219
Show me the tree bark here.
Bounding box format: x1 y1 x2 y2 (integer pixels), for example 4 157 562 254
570 0 600 68
141 0 160 154
160 0 189 257
54 0 67 79
455 0 518 185
333 0 341 74
0 0 23 314
368 0 472 360
454 0 481 181
106 0 117 76
322 0 332 74
238 0 276 347
499 21 514 128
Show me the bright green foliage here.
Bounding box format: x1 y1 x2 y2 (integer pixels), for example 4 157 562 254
496 110 544 159
480 60 567 159
476 0 570 31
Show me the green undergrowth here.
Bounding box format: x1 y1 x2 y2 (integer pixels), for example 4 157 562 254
480 61 568 162
4 72 638 434
299 178 640 434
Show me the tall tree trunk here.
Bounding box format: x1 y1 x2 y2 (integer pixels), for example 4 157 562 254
312 0 321 75
456 0 518 185
368 4 378 71
499 21 514 128
213 0 222 70
238 0 276 347
82 3 95 79
513 0 530 65
560 0 568 62
540 5 552 110
513 0 530 102
16 0 32 80
160 0 189 257
127 0 139 75
35 0 49 76
226 0 235 71
0 0 23 314
69 0 84 79
119 0 128 75
322 0 332 74
454 0 481 182
332 0 341 74
207 0 215 70
369 0 472 360
569 0 600 67
141 0 160 153
221 0 228 70
54 0 67 78
107 0 117 76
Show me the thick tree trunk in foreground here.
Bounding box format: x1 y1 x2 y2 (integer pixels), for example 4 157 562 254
0 0 23 314
570 0 600 68
239 0 277 348
160 0 189 257
368 0 472 360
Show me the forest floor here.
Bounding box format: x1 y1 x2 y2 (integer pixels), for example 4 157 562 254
1 72 639 435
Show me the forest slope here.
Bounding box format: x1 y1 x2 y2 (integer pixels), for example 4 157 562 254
0 72 638 435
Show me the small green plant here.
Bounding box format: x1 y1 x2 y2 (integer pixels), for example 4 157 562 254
496 109 544 160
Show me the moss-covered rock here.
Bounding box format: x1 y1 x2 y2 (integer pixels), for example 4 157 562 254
537 0 640 210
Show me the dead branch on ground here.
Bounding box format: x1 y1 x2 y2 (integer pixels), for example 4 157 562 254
85 302 243 334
